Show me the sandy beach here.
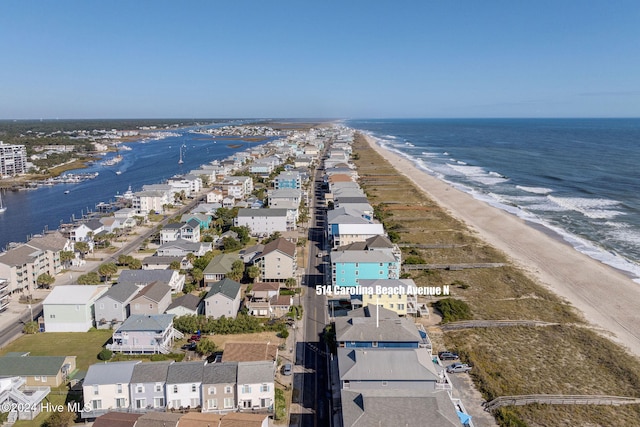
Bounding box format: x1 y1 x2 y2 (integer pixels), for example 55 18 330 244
362 133 640 358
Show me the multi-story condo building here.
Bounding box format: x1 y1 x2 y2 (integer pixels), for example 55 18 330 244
0 141 28 177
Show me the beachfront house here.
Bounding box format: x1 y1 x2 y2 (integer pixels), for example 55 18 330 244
42 285 108 332
330 250 400 288
236 361 275 413
202 362 238 413
129 361 173 411
354 278 427 317
94 282 140 329
330 221 385 249
166 361 206 410
82 361 140 419
203 278 242 319
107 314 179 354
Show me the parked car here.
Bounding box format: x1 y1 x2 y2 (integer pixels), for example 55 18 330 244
438 351 459 360
446 363 472 373
282 363 292 376
181 342 197 351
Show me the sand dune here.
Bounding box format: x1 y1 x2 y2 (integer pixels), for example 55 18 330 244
363 133 640 357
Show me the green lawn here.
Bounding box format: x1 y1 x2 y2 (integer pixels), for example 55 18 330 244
1 330 112 427
0 330 113 372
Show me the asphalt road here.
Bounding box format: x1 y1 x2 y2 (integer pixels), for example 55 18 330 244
296 168 331 427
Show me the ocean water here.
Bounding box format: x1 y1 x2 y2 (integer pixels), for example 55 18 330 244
0 124 264 250
346 118 640 282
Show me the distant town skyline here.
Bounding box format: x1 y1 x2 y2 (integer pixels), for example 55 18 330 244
1 1 639 119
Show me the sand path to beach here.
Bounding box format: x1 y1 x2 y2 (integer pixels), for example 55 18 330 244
363 133 640 358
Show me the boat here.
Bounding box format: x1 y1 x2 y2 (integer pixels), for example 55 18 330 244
0 193 6 213
115 170 123 175
178 145 184 164
64 190 70 194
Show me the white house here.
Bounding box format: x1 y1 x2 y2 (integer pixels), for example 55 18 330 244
42 285 108 332
132 190 171 215
82 361 140 419
237 361 275 413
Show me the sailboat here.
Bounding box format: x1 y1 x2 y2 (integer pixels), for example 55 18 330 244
178 145 184 164
0 193 6 213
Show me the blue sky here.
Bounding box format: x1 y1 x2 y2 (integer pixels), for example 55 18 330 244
1 1 639 119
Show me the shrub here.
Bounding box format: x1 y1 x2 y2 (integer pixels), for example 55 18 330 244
98 348 113 361
433 298 472 323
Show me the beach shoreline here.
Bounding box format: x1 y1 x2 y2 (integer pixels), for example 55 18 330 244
361 132 640 357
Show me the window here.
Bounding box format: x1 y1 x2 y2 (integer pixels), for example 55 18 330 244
117 383 123 393
382 381 388 386
225 386 232 394
99 303 104 309
379 271 383 275
155 383 162 392
154 397 165 408
93 385 99 395
224 397 234 409
355 263 359 267
92 400 102 410
50 314 55 319
191 384 197 393
355 271 359 276
208 399 218 409
260 384 269 392
114 303 119 308
398 304 405 310
260 398 270 408
41 376 47 382
173 385 178 393
35 376 40 381
149 303 153 309
389 304 394 309
209 386 216 394
242 385 251 394
190 398 199 407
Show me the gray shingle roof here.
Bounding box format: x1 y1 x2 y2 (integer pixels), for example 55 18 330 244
237 208 287 218
203 253 239 275
205 278 241 300
99 283 140 303
166 293 201 311
337 348 438 382
130 361 173 384
335 312 421 343
341 389 460 427
237 361 274 384
0 355 69 376
166 361 206 384
118 269 175 286
202 362 238 385
134 281 171 303
84 361 140 385
117 314 174 332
